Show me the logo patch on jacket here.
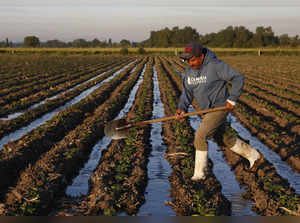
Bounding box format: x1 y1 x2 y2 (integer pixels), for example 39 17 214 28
187 76 207 85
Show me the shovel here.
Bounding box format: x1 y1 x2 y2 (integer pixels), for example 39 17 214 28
104 106 227 139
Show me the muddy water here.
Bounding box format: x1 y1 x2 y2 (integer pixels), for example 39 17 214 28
229 114 300 194
0 62 137 151
188 106 257 216
136 66 175 216
0 61 136 121
65 64 146 197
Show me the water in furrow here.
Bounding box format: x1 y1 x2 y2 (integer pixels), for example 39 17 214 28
0 62 137 150
65 64 146 197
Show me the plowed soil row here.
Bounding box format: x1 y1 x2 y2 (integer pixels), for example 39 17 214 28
245 77 300 103
243 87 300 118
155 57 231 216
163 56 300 215
0 55 121 88
0 58 132 116
0 59 142 197
0 58 149 216
222 55 300 89
47 59 153 216
0 61 107 98
0 60 133 139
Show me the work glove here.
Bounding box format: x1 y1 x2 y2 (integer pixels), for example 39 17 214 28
175 109 185 120
226 100 235 111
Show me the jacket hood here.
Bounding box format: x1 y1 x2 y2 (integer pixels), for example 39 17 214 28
202 48 218 65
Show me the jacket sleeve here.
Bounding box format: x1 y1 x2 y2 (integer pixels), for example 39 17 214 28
215 60 245 102
178 77 193 112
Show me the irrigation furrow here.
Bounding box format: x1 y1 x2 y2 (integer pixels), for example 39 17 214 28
0 55 119 89
155 57 231 216
1 59 149 216
0 60 137 150
51 59 152 216
0 59 132 117
0 62 106 98
136 65 175 216
0 59 141 196
0 60 129 117
65 62 147 198
0 60 134 139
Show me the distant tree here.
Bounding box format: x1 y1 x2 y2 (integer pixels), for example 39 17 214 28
45 39 67 48
290 35 299 47
279 34 290 46
24 36 40 47
91 38 101 47
249 26 278 47
120 39 131 47
233 26 253 48
72 38 88 48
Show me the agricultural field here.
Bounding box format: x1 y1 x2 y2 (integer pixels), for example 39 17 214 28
0 53 299 216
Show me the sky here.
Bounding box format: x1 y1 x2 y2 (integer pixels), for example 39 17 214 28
1 0 300 43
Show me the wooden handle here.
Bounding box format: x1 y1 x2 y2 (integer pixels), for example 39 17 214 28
134 106 227 127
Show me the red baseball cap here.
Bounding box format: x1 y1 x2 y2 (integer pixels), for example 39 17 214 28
180 42 204 60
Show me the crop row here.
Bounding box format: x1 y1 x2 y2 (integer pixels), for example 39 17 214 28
0 58 132 116
80 58 154 216
0 60 110 98
1 58 149 216
0 58 142 197
0 55 121 86
0 59 133 139
244 77 300 102
223 55 300 85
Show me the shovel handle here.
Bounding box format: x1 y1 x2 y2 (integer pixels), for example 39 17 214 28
134 106 227 127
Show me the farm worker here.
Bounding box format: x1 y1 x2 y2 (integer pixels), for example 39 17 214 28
175 42 261 181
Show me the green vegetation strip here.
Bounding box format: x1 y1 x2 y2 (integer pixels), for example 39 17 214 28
1 58 149 216
0 59 141 195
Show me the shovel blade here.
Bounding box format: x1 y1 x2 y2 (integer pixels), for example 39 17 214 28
104 118 131 139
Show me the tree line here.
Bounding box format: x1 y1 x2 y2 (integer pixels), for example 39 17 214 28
1 25 299 48
141 26 300 48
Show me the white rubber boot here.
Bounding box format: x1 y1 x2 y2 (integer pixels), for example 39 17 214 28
230 138 261 169
191 150 208 181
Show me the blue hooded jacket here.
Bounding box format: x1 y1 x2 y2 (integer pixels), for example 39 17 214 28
178 48 244 112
